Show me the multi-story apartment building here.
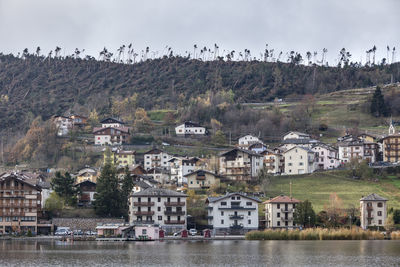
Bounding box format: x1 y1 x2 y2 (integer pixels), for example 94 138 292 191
206 193 261 234
143 149 172 171
261 148 285 174
264 195 300 229
312 144 340 170
104 148 136 167
283 146 316 175
0 173 44 234
219 148 263 181
129 188 187 234
360 193 387 230
169 157 202 185
185 170 222 190
338 141 378 164
382 134 400 163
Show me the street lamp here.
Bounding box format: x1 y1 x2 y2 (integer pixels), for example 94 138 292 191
349 215 352 230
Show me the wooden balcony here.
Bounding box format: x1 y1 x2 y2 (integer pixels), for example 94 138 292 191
164 210 185 216
134 202 155 206
164 202 185 207
164 220 185 224
134 211 155 216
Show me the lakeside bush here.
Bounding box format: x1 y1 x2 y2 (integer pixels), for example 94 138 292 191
390 231 400 240
245 228 384 240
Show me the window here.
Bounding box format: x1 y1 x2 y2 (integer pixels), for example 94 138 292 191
377 211 382 216
378 220 382 225
237 196 241 200
248 211 251 216
221 211 224 216
158 197 161 202
221 219 224 224
221 202 227 206
246 202 252 206
377 202 383 207
277 204 280 209
299 162 303 166
158 216 162 220
157 207 161 212
277 212 280 218
288 163 292 166
300 156 303 159
277 221 280 226
248 220 251 224
231 197 235 200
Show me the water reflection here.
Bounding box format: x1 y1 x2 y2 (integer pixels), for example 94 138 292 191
0 240 399 266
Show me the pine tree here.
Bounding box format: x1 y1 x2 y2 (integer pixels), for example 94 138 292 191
370 86 390 117
93 163 122 217
120 167 134 218
51 171 77 206
293 200 316 227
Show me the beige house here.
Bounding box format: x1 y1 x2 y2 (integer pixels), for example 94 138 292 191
360 193 388 230
219 148 263 181
264 195 300 229
185 170 222 189
261 148 284 174
283 146 316 175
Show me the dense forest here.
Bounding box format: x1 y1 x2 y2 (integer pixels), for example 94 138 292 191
0 52 399 137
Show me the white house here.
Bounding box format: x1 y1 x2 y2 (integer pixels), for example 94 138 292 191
360 193 387 230
338 140 378 164
53 116 73 136
261 148 285 174
129 188 187 234
283 146 316 175
175 121 207 136
312 144 340 170
144 148 172 170
264 195 300 229
280 138 319 150
93 126 130 146
169 157 201 185
248 143 268 154
219 148 263 181
238 135 261 147
283 131 311 140
100 118 125 128
206 192 261 234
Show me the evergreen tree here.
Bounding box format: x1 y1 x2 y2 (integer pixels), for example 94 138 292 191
293 200 316 227
93 163 122 217
51 171 77 206
120 167 134 218
370 86 390 117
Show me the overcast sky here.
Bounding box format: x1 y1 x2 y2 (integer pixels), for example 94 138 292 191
0 0 398 65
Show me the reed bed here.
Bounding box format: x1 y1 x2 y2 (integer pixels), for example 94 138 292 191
390 231 400 240
245 228 384 240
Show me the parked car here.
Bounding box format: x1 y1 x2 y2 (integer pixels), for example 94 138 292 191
73 230 84 236
189 229 197 236
173 230 183 236
85 230 97 236
55 227 71 236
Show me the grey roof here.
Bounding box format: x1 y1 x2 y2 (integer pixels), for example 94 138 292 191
284 146 314 154
131 188 187 197
133 180 151 190
183 169 222 178
207 192 261 203
360 193 388 201
220 147 262 157
282 138 319 144
284 131 311 137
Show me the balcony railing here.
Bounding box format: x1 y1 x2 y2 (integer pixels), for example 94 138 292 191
134 202 155 206
164 202 185 207
134 211 155 216
229 224 244 229
164 220 185 224
280 217 293 222
366 206 373 211
219 205 256 210
133 220 155 224
164 210 185 216
229 215 244 220
281 208 293 213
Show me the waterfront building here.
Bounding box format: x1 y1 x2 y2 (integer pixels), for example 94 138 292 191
360 193 387 230
129 188 187 234
206 192 261 234
264 195 300 229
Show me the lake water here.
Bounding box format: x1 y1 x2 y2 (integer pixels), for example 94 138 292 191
0 240 399 266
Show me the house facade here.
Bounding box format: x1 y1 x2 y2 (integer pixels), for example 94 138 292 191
104 148 136 167
264 195 300 229
129 188 187 234
169 157 202 185
381 135 400 163
312 144 340 170
338 141 378 164
261 149 285 174
175 121 207 136
76 180 96 206
238 135 261 147
206 193 261 234
283 131 311 140
76 168 98 183
53 116 73 136
360 193 387 230
100 118 125 128
185 170 221 190
93 127 130 146
219 148 263 181
144 149 172 171
283 146 316 175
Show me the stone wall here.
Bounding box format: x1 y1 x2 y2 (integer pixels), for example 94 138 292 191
53 218 125 231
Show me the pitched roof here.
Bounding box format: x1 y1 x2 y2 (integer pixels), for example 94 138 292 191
132 180 151 190
93 126 130 134
207 192 261 203
179 121 203 128
183 169 222 178
220 147 262 157
284 146 314 154
282 138 319 144
284 131 311 137
75 180 97 187
360 193 388 201
0 172 42 190
100 118 125 124
263 195 300 204
130 188 187 197
144 148 164 155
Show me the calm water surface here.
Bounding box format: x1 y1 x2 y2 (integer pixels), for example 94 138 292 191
0 240 399 266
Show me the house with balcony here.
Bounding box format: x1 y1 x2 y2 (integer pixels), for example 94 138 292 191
311 143 340 170
144 148 172 171
338 140 378 164
360 193 387 230
76 167 98 183
169 156 203 185
381 123 400 163
175 121 207 136
75 180 96 206
219 148 263 181
283 146 316 175
261 148 285 174
237 135 262 148
129 188 187 234
185 170 223 190
264 195 300 229
206 192 261 234
104 148 136 167
0 173 51 234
